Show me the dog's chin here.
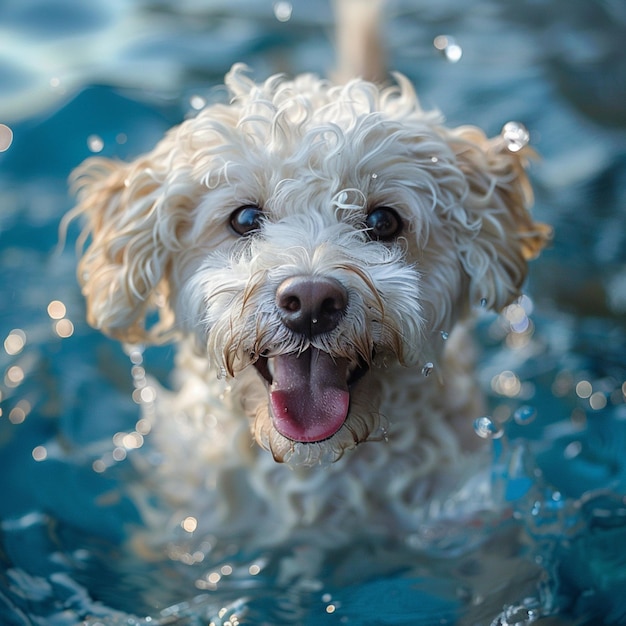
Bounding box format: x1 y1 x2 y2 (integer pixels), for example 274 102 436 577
251 347 374 465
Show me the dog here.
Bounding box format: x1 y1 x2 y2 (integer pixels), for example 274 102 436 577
68 11 550 546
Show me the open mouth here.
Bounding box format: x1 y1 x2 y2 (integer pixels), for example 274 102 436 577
253 348 369 443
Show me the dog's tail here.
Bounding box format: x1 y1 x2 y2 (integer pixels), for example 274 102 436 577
332 0 386 84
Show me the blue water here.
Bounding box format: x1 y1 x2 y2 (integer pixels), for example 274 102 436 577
1 0 626 624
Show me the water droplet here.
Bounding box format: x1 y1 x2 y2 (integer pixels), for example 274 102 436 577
513 405 537 425
4 329 26 355
496 600 542 625
32 446 48 462
273 1 292 22
0 124 14 152
501 121 530 153
589 391 607 411
371 173 378 179
433 35 463 63
480 298 488 308
181 516 198 533
54 318 74 338
422 362 434 377
47 299 67 320
575 380 592 399
440 331 449 340
190 94 206 110
473 416 504 439
87 134 104 153
563 440 582 460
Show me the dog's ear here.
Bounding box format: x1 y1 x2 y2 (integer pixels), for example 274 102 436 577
69 155 181 344
444 125 551 312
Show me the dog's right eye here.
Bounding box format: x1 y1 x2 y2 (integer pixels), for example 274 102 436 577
230 205 264 236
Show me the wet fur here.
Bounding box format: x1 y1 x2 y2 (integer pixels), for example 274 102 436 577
68 29 549 541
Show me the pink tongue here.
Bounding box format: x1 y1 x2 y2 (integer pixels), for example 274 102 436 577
270 348 350 443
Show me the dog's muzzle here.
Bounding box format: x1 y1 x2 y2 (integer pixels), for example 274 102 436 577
253 276 368 443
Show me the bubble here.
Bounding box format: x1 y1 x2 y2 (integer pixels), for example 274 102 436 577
513 405 537 425
440 331 449 340
433 35 463 63
422 362 434 377
480 298 488 308
0 124 14 152
473 416 504 439
273 1 292 22
501 121 530 153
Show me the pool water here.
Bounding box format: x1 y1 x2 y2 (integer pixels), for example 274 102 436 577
1 0 626 624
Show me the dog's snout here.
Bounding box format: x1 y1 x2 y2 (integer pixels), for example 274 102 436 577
276 276 348 337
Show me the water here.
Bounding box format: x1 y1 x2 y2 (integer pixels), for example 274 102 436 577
1 0 626 624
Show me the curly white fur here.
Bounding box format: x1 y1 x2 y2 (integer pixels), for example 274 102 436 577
69 61 549 542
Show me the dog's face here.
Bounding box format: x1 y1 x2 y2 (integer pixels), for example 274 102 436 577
71 65 549 464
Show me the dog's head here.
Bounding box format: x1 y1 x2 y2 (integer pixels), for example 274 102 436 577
70 65 550 464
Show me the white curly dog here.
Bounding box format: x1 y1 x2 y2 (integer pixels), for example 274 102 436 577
69 8 549 546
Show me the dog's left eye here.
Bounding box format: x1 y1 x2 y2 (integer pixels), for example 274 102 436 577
230 205 264 236
365 207 403 241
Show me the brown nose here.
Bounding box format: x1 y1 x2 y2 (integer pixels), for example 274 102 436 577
276 276 348 337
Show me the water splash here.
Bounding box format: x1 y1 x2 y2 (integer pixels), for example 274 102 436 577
490 598 543 626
